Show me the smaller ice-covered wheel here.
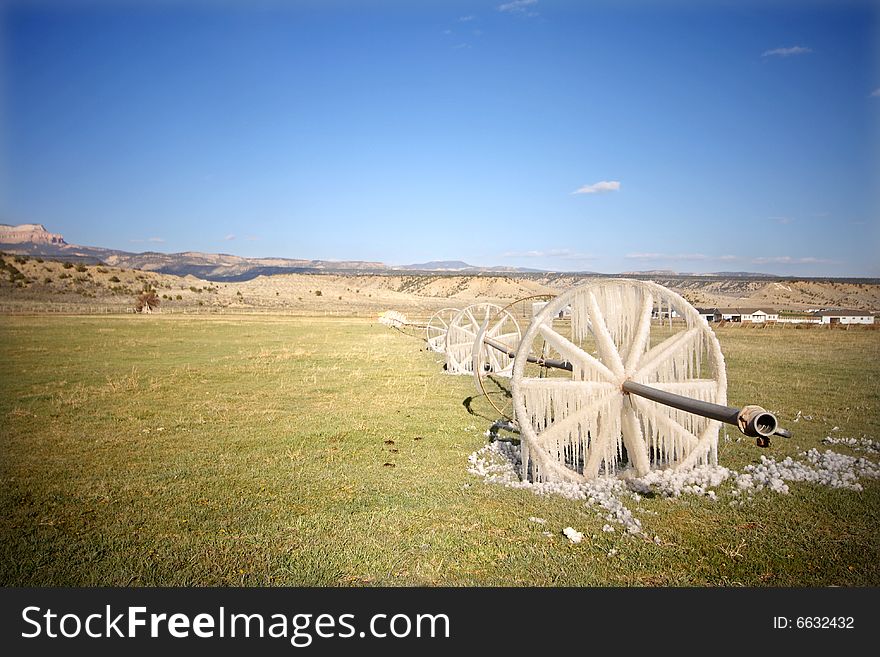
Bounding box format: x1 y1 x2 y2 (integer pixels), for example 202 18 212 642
426 307 460 353
445 303 521 376
471 295 556 417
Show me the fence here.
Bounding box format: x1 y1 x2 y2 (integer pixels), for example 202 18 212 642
0 302 393 319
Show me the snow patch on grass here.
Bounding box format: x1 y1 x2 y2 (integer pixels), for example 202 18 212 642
563 527 583 543
822 436 879 454
467 440 880 536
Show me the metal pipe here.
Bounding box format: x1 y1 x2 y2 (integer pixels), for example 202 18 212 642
622 381 779 438
482 336 787 440
483 335 572 371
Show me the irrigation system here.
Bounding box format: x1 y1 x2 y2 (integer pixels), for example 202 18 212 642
380 278 791 483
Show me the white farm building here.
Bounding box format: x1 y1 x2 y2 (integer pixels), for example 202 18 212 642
814 309 875 325
717 308 779 323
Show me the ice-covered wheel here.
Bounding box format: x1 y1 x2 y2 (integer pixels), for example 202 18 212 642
426 307 460 353
446 303 521 376
511 279 727 483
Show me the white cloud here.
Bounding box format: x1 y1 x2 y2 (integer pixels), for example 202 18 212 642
459 15 475 22
498 0 538 14
871 88 880 98
762 46 812 57
572 180 620 195
224 234 236 241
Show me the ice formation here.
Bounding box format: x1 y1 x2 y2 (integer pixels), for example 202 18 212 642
426 307 459 353
513 280 726 484
822 436 879 454
445 304 520 376
379 310 408 328
467 438 880 537
563 527 584 543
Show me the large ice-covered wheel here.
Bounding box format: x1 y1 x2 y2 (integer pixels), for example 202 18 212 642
446 303 520 376
511 279 727 483
426 307 459 353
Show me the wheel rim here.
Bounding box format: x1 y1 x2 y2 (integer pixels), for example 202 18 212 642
446 303 521 376
426 307 460 353
511 279 727 483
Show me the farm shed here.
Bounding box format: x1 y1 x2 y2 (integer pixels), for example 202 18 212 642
718 308 778 323
813 309 875 325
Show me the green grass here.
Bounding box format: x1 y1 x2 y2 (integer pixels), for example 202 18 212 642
0 316 878 586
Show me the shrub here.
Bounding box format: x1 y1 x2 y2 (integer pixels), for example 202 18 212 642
314 290 322 296
109 276 120 283
44 277 52 284
36 258 44 263
62 262 73 269
2 261 25 283
96 267 108 274
59 272 71 279
135 286 160 313
75 263 87 272
175 294 182 300
14 256 27 264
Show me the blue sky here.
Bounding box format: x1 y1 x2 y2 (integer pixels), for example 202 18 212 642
1 0 878 276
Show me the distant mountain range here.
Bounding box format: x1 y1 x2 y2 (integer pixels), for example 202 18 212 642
619 269 781 279
2 223 806 282
397 260 544 273
0 224 544 281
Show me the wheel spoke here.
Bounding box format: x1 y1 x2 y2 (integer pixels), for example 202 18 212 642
631 395 699 452
586 290 626 378
492 332 520 350
582 395 623 479
489 316 509 335
487 344 503 372
623 292 654 374
533 400 608 448
537 324 616 382
621 398 651 476
633 327 700 380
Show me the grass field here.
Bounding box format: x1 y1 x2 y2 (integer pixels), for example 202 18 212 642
1 315 878 586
